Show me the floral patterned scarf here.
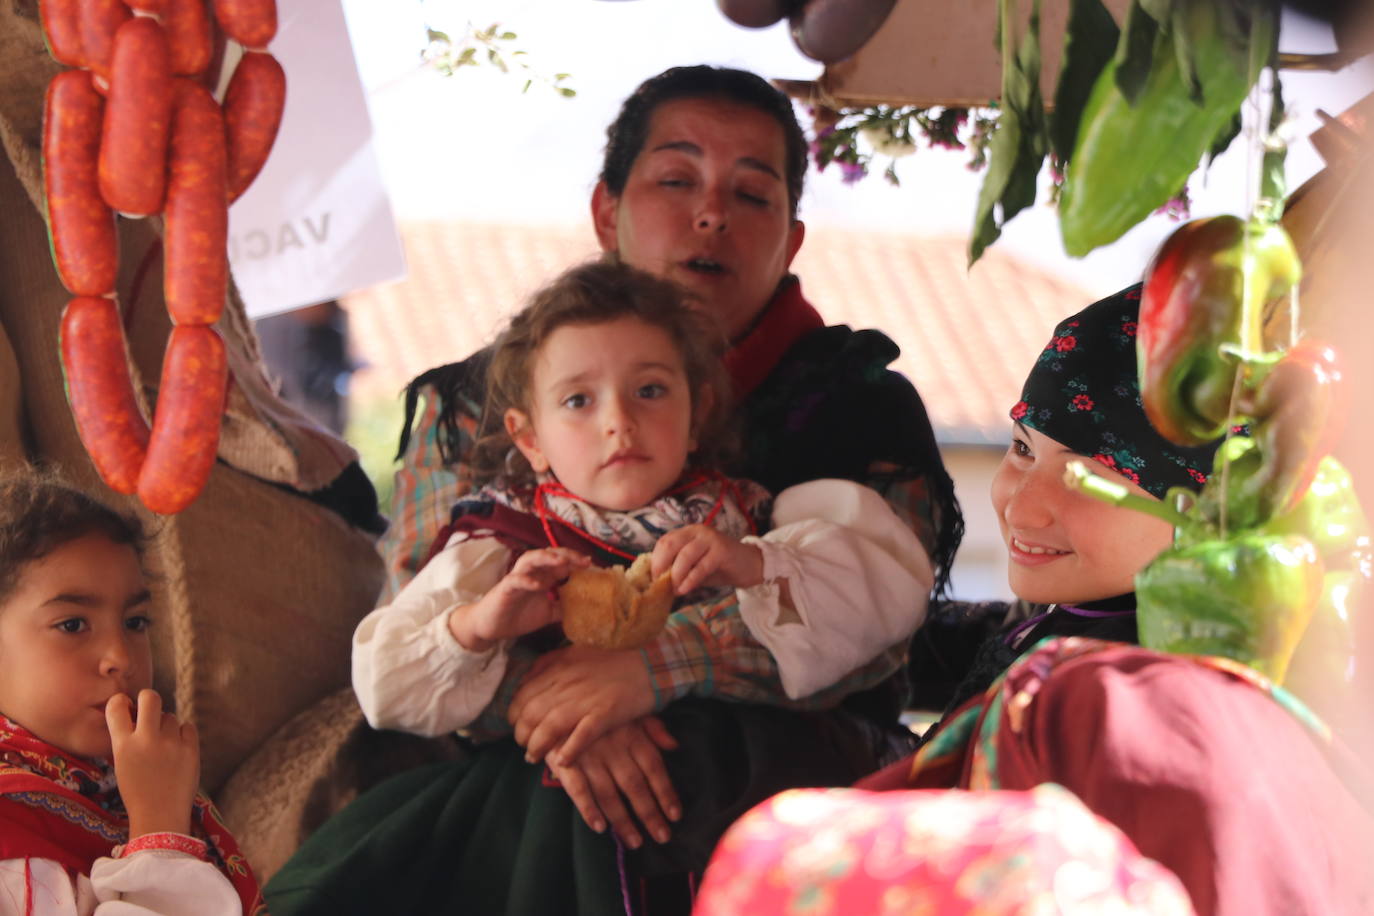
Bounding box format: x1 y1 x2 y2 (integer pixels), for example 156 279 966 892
1012 284 1220 498
464 470 772 561
0 715 266 914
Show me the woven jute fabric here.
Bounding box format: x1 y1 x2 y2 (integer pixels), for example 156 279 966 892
0 0 386 829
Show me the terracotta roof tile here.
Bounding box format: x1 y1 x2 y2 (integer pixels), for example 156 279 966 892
342 222 1091 443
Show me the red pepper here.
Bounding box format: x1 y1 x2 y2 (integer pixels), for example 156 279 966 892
1138 215 1301 447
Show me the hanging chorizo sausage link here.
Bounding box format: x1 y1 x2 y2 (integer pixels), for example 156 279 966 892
97 16 174 216
60 296 152 494
223 50 285 203
40 0 282 513
43 70 118 298
164 79 228 325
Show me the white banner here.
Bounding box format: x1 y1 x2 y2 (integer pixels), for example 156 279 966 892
227 0 406 319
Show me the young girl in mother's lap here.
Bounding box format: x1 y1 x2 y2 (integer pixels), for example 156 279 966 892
267 260 932 914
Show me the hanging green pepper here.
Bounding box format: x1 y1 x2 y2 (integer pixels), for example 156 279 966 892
1069 441 1366 686
1137 215 1301 447
1261 452 1370 567
1058 1 1267 256
1135 533 1324 683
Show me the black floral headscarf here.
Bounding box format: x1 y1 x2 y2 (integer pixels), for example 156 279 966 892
1010 284 1220 499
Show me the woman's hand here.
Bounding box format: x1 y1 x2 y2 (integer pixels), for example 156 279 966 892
106 689 199 839
510 645 655 764
651 524 763 595
449 548 589 652
550 717 681 850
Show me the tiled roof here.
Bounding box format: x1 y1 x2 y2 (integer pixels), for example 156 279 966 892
342 221 1092 444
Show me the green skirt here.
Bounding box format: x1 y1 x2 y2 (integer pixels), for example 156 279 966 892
264 738 624 915
264 700 910 915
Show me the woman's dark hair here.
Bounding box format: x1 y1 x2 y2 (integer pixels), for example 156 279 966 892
599 65 808 220
0 471 147 605
470 259 736 487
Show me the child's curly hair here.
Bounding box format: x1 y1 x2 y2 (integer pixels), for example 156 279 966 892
470 259 737 487
0 470 148 605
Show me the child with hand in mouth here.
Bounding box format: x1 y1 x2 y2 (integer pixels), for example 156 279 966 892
0 473 262 915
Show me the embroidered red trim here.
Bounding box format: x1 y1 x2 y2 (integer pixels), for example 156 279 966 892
120 832 208 860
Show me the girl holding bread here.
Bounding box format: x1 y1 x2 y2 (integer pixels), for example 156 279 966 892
268 260 933 914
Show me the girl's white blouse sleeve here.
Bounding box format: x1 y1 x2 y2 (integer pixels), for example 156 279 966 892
736 478 935 699
352 532 515 736
0 852 239 915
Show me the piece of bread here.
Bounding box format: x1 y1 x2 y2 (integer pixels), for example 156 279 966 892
558 553 674 649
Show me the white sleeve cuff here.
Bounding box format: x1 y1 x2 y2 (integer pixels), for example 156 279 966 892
735 480 934 699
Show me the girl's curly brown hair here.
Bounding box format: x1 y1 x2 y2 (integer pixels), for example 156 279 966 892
470 258 737 488
0 470 148 606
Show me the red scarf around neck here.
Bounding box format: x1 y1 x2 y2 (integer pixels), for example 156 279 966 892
722 277 826 399
0 715 265 914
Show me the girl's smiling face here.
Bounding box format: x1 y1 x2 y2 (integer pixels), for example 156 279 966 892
506 316 698 511
0 533 153 759
991 423 1175 605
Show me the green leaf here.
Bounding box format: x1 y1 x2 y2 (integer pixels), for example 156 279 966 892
559 87 577 98
971 0 1046 265
500 31 517 40
884 162 901 186
1204 112 1241 166
1114 1 1159 104
1059 2 1254 256
1137 0 1173 26
522 78 532 94
1169 4 1202 103
1051 0 1119 161
425 27 451 44
1246 1 1278 89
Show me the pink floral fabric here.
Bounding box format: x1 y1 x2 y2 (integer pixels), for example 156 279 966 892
694 784 1194 916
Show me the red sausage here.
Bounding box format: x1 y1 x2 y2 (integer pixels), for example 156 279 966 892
39 0 86 67
164 80 227 325
44 71 118 297
211 0 276 48
164 0 213 76
223 51 285 203
60 296 151 495
137 325 227 514
78 0 132 86
98 17 173 216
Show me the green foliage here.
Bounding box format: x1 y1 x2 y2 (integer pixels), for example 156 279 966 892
1050 0 1119 161
346 396 403 515
969 0 1047 265
422 21 576 97
1057 0 1274 256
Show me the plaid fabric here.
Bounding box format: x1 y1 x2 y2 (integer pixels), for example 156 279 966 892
377 387 477 603
641 595 906 711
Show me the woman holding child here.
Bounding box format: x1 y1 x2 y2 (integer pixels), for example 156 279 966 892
266 65 965 915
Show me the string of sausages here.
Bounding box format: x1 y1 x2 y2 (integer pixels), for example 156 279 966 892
39 0 286 514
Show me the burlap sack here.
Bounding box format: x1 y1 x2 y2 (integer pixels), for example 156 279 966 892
0 318 25 471
0 3 384 794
